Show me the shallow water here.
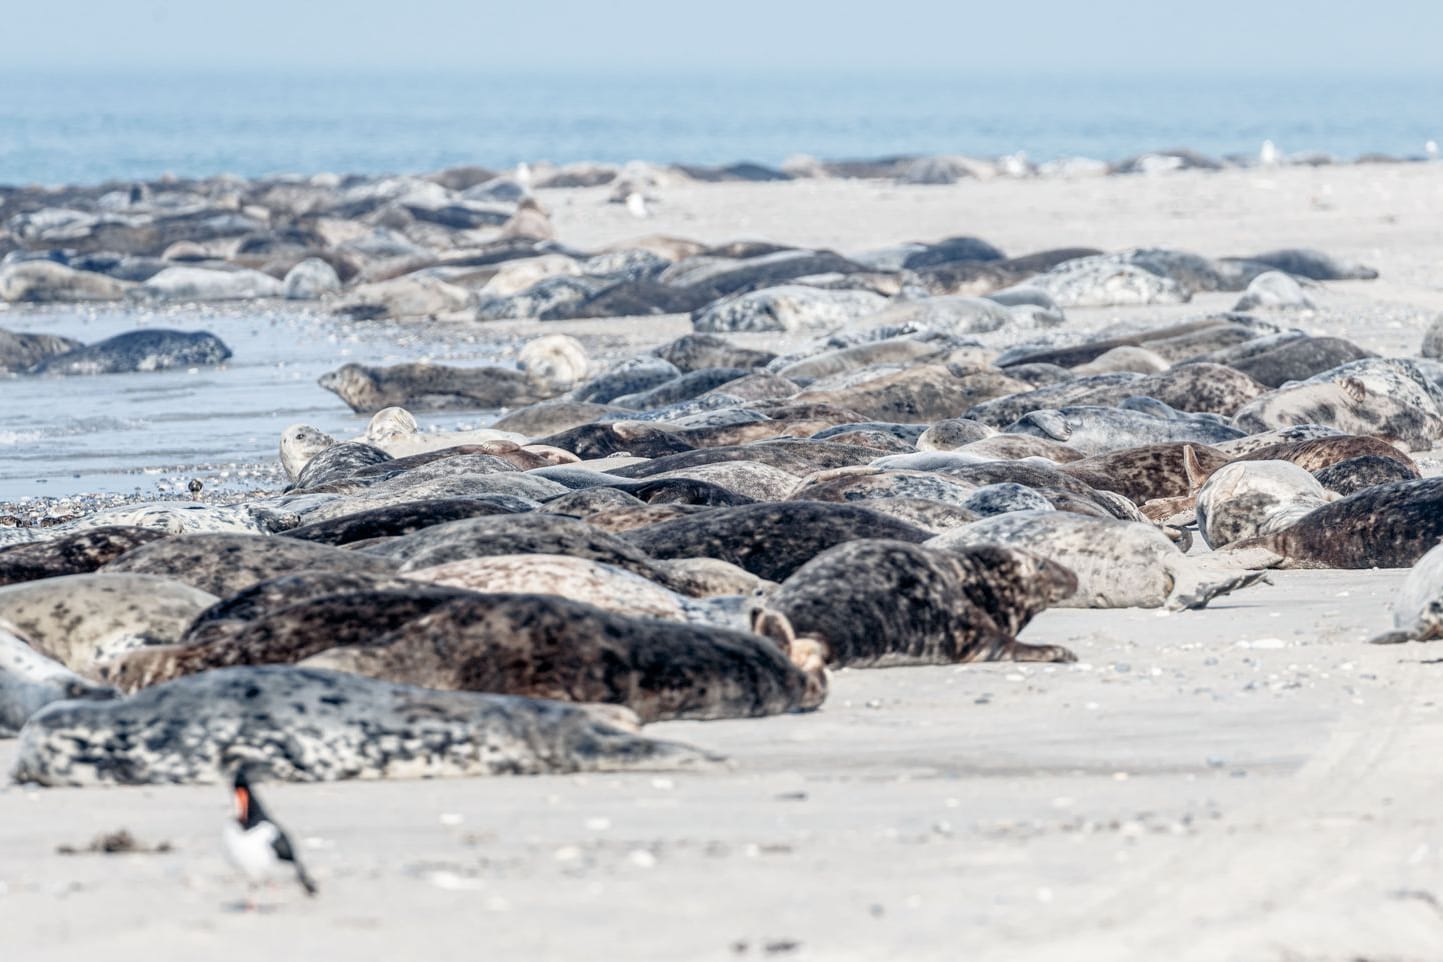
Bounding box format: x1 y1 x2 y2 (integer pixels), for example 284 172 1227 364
3 69 1442 185
0 306 526 504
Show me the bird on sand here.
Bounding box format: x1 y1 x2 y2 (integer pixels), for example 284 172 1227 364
223 767 318 904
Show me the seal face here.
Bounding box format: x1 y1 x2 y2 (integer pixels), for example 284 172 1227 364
12 665 717 786
1195 460 1334 549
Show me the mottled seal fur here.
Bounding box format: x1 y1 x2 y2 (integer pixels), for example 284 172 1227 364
931 511 1270 609
1195 460 1335 549
1233 477 1443 569
0 526 168 587
287 441 395 490
281 496 534 546
29 329 232 375
103 533 399 596
11 666 714 786
318 362 555 414
1059 442 1232 504
623 501 931 582
278 424 338 482
1 627 117 736
1369 543 1443 644
1231 358 1443 451
1311 455 1420 496
606 439 875 481
1004 405 1245 454
200 592 825 722
653 333 776 372
0 573 217 674
767 540 1077 667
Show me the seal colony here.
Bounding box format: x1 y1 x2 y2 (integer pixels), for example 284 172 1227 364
2 163 1442 790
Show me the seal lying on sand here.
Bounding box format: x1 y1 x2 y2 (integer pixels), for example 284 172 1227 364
1 627 116 736
1369 543 1443 644
766 540 1077 667
112 591 825 723
930 510 1271 609
0 573 217 674
29 329 232 375
11 666 716 786
1231 477 1443 569
103 532 399 596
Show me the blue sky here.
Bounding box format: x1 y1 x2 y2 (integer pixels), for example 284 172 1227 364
8 0 1443 73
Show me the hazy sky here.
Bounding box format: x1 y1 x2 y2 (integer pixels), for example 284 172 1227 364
8 0 1443 73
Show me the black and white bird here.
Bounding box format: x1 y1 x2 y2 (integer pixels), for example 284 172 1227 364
223 768 318 901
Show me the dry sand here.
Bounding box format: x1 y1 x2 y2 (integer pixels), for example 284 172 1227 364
4 163 1443 961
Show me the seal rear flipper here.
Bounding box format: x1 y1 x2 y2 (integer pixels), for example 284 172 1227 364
1367 628 1418 645
1164 564 1271 611
994 639 1078 663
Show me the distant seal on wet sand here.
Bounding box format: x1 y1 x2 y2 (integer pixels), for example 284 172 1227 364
767 540 1077 667
29 329 232 376
280 496 534 546
12 665 716 786
319 361 555 414
1369 543 1443 644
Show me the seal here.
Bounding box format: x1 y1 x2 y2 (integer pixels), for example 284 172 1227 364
103 532 400 597
1231 358 1443 451
0 626 118 736
278 424 338 482
297 593 825 722
1369 543 1443 644
281 496 534 546
12 665 716 786
1194 460 1336 549
1231 477 1443 569
653 333 776 373
405 554 751 628
1003 405 1245 454
796 364 1029 423
929 510 1271 609
1059 442 1232 504
0 573 217 674
288 441 394 490
1311 455 1421 496
606 439 876 481
29 329 232 375
0 526 168 587
767 539 1077 667
318 361 555 414
622 501 931 582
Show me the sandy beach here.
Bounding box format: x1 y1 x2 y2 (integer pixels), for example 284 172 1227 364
4 162 1443 961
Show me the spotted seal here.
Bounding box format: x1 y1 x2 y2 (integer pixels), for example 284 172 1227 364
1 627 118 736
0 573 217 674
0 526 168 587
1231 358 1443 451
280 496 534 546
318 361 556 414
767 540 1077 666
1004 405 1245 454
1230 477 1443 569
1369 543 1443 644
930 511 1271 609
1194 460 1336 549
29 329 232 375
142 590 825 722
103 533 400 596
623 501 931 582
11 666 715 786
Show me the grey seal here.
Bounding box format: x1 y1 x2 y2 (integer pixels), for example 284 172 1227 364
1369 543 1443 644
11 666 715 786
29 329 231 375
768 540 1077 667
1 626 118 737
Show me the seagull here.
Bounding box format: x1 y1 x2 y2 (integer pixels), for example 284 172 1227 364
223 768 318 904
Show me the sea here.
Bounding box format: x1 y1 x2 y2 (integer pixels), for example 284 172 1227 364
1 69 1441 504
2 69 1442 185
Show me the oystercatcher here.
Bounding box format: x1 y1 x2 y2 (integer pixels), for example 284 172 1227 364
224 768 318 902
